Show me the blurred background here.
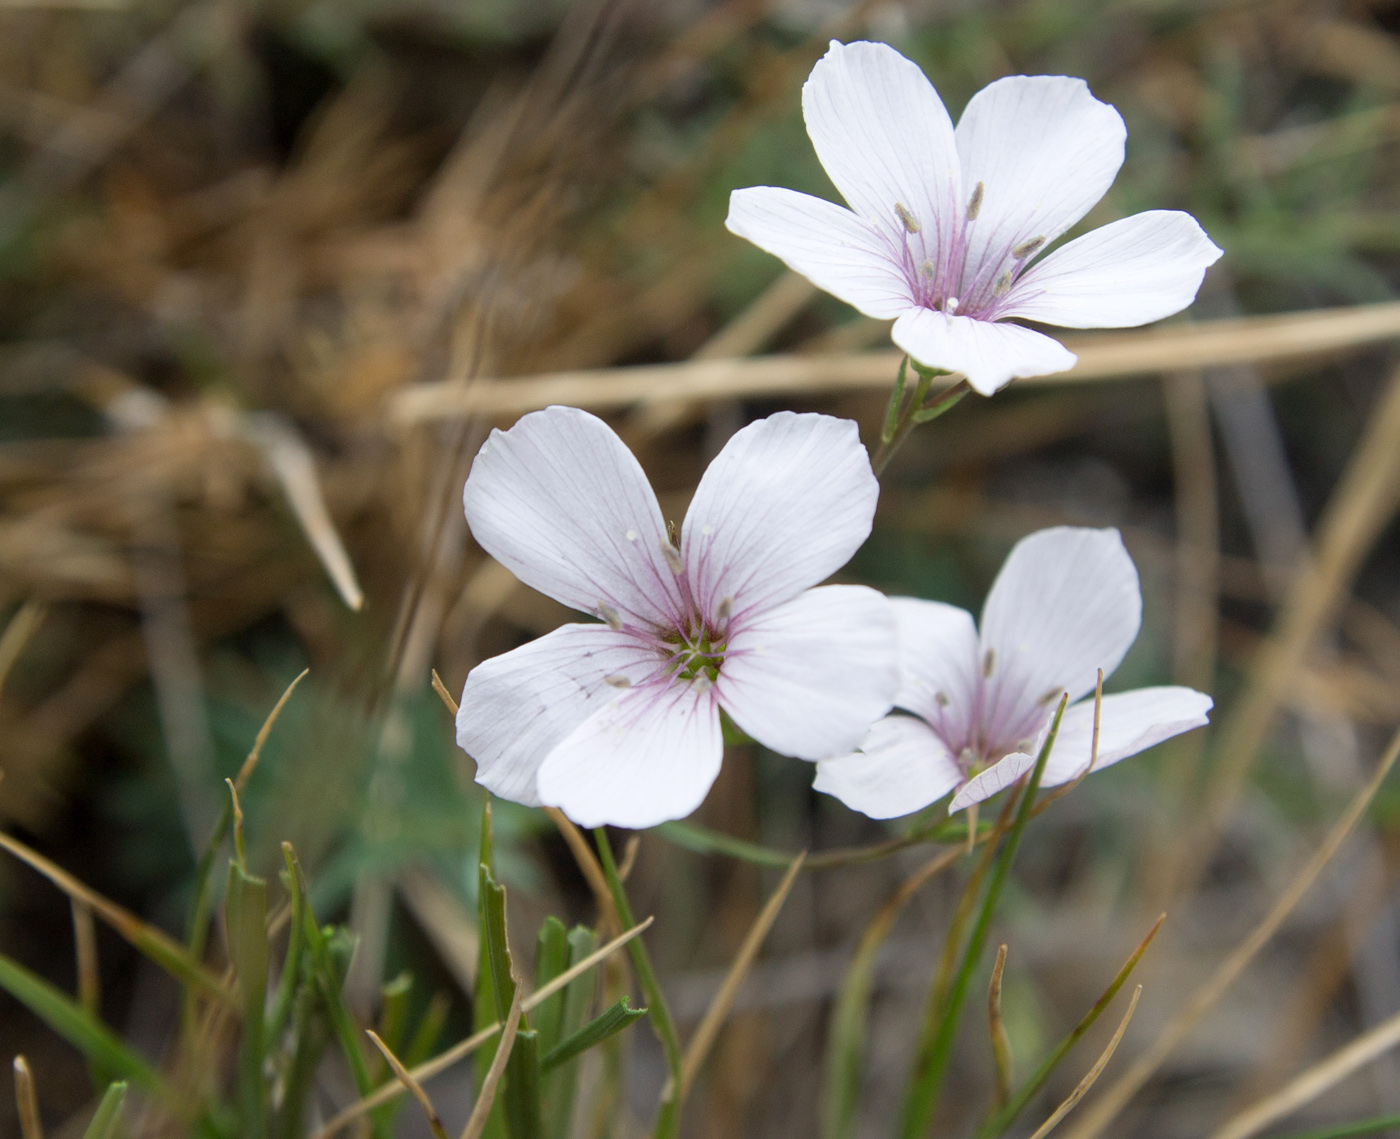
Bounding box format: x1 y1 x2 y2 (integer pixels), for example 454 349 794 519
4 0 1400 1136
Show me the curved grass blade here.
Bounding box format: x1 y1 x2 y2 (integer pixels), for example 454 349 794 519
13 1056 42 1139
81 1082 128 1139
1025 986 1141 1139
542 997 647 1072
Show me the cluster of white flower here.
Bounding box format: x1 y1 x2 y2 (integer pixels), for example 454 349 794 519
454 41 1217 829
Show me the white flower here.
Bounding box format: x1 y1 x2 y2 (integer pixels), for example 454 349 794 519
725 40 1223 396
456 406 899 829
815 527 1212 818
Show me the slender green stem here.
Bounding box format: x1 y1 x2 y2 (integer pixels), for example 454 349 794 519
882 356 910 443
594 829 683 1139
896 697 1067 1139
870 364 965 477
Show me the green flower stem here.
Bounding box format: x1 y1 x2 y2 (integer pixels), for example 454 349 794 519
896 697 1067 1139
594 829 683 1139
870 362 965 478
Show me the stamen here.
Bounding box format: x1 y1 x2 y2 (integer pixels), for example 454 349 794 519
982 648 996 678
666 519 679 545
598 602 623 631
1037 686 1062 706
659 538 684 574
716 596 733 624
966 181 984 220
921 259 935 278
935 691 950 708
894 202 921 233
993 270 1013 297
1012 235 1046 260
946 296 960 315
1016 738 1032 753
604 674 631 688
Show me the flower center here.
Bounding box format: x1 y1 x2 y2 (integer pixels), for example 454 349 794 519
664 623 725 683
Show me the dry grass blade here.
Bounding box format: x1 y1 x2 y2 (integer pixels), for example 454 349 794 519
13 1056 42 1139
1062 723 1400 1139
678 851 806 1099
0 601 45 696
0 831 228 999
311 917 655 1138
1210 1007 1400 1139
1028 986 1143 1139
243 415 364 611
1180 359 1400 895
545 806 620 934
989 944 1013 1108
390 302 1400 421
459 986 523 1139
234 668 308 792
431 669 459 717
367 1029 449 1139
71 898 99 1015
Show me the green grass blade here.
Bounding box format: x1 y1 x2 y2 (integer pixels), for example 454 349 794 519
533 918 570 1055
546 927 597 1139
264 865 305 1052
896 697 1067 1139
541 997 647 1072
1272 1114 1400 1139
504 1028 543 1139
0 954 162 1093
226 862 269 1139
81 1081 128 1139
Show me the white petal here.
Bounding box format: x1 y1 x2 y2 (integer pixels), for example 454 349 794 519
978 527 1142 751
462 406 684 629
718 585 898 759
1001 211 1224 329
949 751 1037 813
814 714 962 820
536 679 722 829
683 413 878 618
802 40 962 244
1040 686 1213 787
891 308 1077 396
725 187 913 319
954 76 1125 297
890 597 980 741
456 624 662 807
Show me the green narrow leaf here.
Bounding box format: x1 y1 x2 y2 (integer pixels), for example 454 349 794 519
81 1081 128 1139
226 862 269 1139
533 918 570 1056
546 927 596 1139
0 953 162 1093
1273 1114 1400 1139
264 865 304 1052
541 998 647 1072
474 796 510 1139
377 972 414 1060
504 1027 544 1139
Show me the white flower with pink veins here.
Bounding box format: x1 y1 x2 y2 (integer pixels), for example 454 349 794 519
456 405 899 829
815 527 1213 818
726 40 1224 396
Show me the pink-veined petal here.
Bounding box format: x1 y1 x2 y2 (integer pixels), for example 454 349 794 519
891 308 1077 396
977 527 1142 754
1040 686 1213 787
802 40 962 249
1001 211 1223 329
456 624 663 807
536 678 722 829
462 406 684 629
948 751 1037 814
683 413 878 618
813 714 962 820
718 584 898 759
890 597 980 743
725 187 913 319
954 76 1126 299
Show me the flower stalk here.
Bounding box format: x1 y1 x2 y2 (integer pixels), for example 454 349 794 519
871 361 965 477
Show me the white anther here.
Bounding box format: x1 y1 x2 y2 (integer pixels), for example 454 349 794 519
625 529 637 542
598 602 622 631
1012 235 1046 260
716 596 733 624
982 648 996 678
945 297 960 316
894 202 921 233
966 181 984 220
993 270 1012 297
921 259 935 278
1037 686 1062 706
604 674 631 688
935 691 950 708
659 539 683 574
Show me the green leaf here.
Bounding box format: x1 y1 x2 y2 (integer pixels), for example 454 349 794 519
226 862 269 1139
1272 1114 1400 1139
504 1028 543 1139
541 997 647 1072
532 918 570 1055
82 1081 128 1139
546 927 596 1139
0 952 162 1094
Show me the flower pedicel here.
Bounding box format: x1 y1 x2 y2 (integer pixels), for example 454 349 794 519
815 526 1213 817
456 405 898 829
727 40 1223 395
